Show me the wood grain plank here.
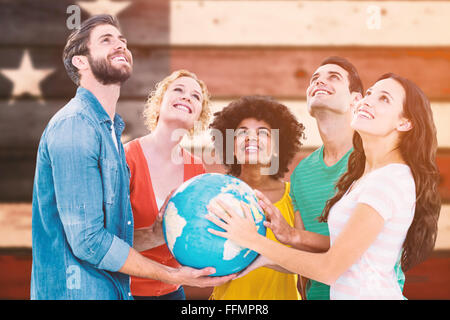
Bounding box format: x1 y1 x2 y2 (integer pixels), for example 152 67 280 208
1 98 449 201
0 0 169 46
0 249 448 299
0 0 76 46
171 0 450 46
0 47 171 99
0 99 148 149
2 149 450 202
2 0 449 47
171 48 450 100
1 99 449 149
0 203 448 249
2 47 449 100
202 100 450 149
403 254 450 299
437 153 450 204
0 253 32 299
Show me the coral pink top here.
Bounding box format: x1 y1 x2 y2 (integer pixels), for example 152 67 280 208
125 138 205 297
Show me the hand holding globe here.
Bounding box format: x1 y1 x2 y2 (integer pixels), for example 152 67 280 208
206 199 262 249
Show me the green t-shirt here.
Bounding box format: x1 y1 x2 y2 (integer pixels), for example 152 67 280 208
290 146 405 300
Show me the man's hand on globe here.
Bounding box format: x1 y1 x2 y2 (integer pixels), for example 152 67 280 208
170 266 236 287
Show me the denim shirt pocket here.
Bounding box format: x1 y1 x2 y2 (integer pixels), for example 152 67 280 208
99 157 119 205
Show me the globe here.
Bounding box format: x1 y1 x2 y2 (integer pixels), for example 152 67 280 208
162 173 266 276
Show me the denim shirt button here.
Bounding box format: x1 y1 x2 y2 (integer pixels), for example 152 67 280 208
127 221 131 225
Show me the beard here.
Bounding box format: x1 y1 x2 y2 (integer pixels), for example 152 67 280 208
87 52 132 85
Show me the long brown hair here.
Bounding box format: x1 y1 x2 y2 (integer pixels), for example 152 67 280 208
320 73 441 271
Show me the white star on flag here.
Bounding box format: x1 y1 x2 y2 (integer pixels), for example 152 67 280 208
0 50 54 104
77 0 131 17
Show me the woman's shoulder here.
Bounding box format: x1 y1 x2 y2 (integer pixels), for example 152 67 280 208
124 138 147 171
368 163 414 188
124 137 141 154
357 164 416 221
360 164 416 205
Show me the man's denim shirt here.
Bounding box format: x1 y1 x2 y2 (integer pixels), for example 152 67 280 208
31 87 134 300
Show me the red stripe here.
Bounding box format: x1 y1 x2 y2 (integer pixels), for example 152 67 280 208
171 48 450 99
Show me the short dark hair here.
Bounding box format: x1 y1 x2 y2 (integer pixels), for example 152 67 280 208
209 95 306 179
62 14 121 85
320 56 363 95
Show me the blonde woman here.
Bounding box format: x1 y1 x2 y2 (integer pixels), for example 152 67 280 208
125 70 233 300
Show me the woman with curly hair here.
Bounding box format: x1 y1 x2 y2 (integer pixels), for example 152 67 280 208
207 74 441 299
208 95 306 300
124 70 233 300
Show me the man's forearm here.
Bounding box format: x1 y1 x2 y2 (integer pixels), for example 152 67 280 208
119 247 177 284
118 247 234 288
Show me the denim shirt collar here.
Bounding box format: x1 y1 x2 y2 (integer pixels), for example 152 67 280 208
76 87 125 133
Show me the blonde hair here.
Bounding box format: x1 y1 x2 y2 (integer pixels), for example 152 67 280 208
143 69 212 136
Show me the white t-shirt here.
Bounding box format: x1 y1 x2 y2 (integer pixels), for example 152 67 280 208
328 164 416 300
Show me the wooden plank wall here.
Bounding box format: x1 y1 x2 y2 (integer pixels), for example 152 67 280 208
0 0 449 299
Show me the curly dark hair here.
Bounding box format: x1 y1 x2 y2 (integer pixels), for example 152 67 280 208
209 95 306 179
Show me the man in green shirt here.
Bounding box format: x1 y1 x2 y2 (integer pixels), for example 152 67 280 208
290 56 363 299
267 57 404 299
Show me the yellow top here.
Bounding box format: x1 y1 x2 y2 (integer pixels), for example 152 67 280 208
210 182 301 300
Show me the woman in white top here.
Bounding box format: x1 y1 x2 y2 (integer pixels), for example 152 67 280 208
206 73 441 299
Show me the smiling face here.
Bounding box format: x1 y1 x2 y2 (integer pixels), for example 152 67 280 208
158 76 204 130
86 24 133 85
351 78 412 138
234 118 274 166
306 64 357 116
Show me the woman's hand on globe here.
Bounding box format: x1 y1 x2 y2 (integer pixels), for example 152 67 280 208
206 199 261 249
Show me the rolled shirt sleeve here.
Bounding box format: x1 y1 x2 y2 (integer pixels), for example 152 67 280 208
97 235 130 272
